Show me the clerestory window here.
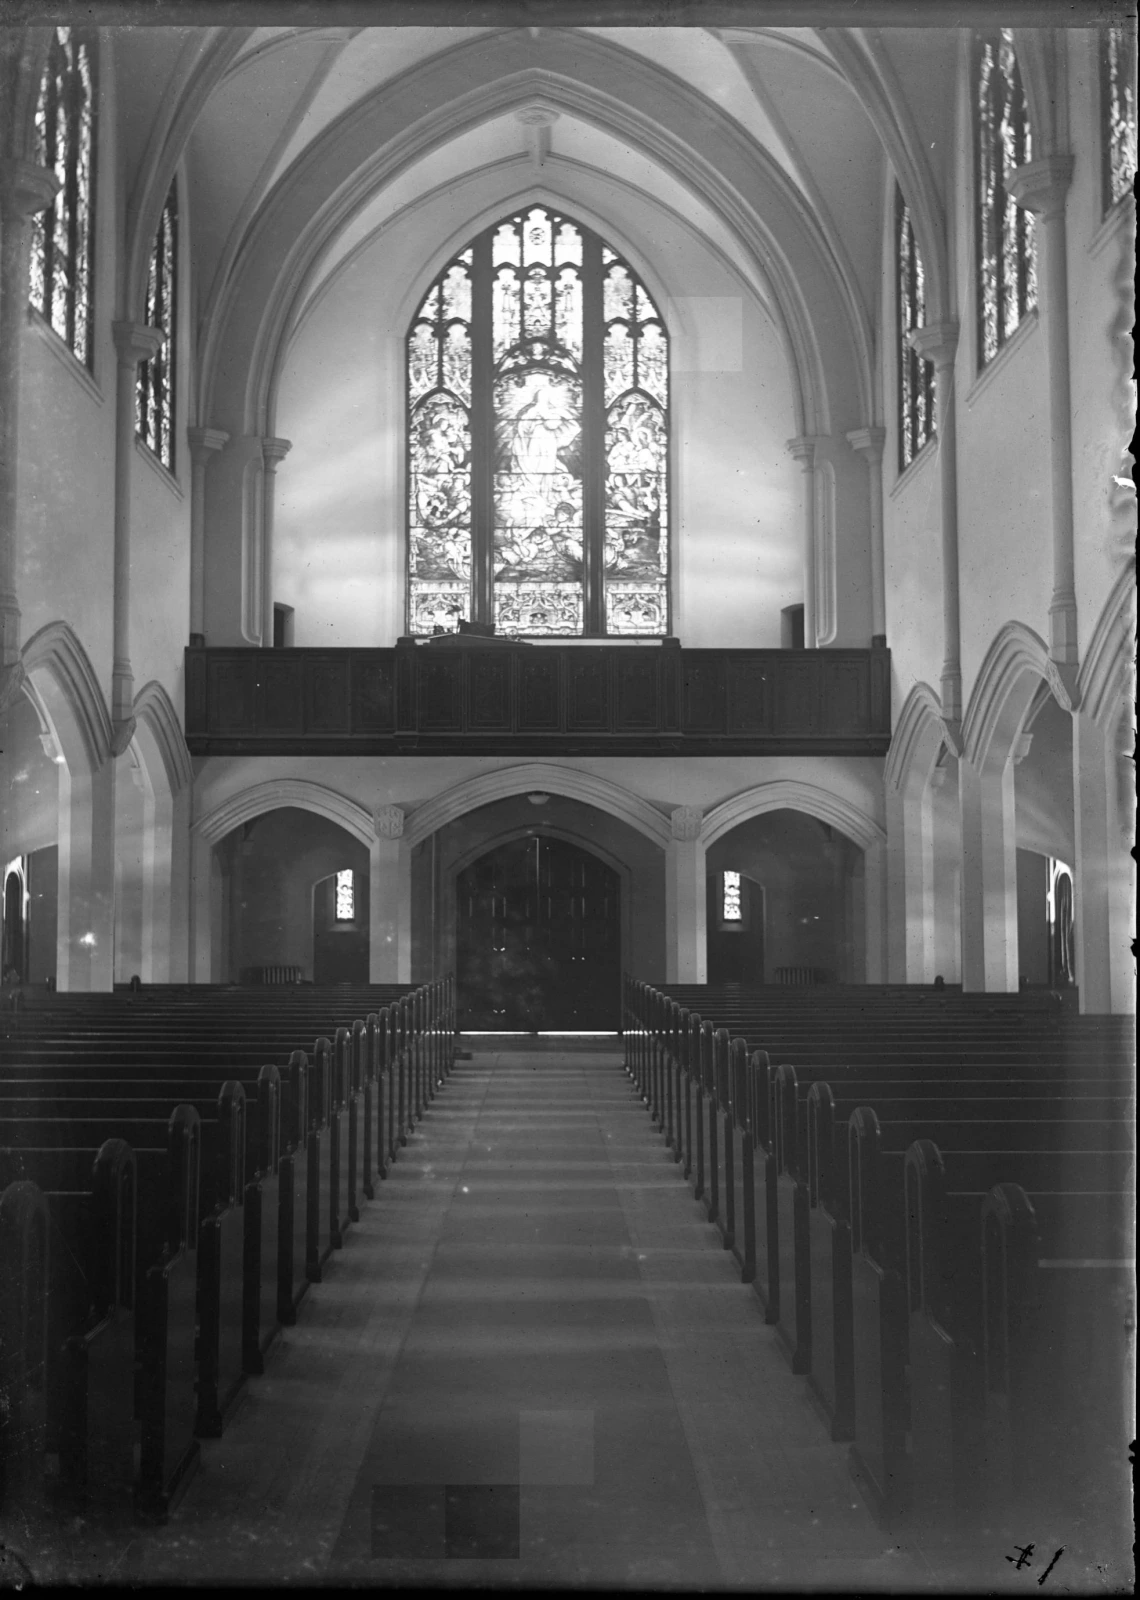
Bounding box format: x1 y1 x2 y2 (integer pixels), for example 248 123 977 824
973 29 1036 370
407 205 669 637
29 27 96 369
136 181 178 471
895 187 935 472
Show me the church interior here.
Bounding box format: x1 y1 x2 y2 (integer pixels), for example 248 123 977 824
0 2 1135 1589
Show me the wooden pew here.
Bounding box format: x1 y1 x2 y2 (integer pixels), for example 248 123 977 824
0 1179 50 1517
0 1108 203 1521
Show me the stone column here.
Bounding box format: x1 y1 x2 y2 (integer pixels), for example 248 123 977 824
110 321 163 744
370 805 411 983
259 436 291 648
909 322 961 724
0 159 58 694
884 786 909 983
1071 708 1132 1014
56 751 116 992
187 427 228 642
189 829 221 983
959 751 1019 993
666 806 706 983
846 426 887 644
1009 155 1077 667
786 437 817 647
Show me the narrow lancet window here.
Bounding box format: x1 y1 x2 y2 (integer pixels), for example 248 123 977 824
137 182 178 470
896 188 935 471
722 871 742 923
974 29 1036 369
407 205 669 637
29 27 96 368
335 869 355 922
1102 27 1137 212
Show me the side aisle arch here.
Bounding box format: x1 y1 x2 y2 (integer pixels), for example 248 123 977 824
128 682 193 981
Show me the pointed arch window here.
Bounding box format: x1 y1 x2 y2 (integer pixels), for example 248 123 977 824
407 205 669 637
29 26 96 368
895 188 935 471
973 29 1036 369
1101 26 1137 213
136 182 178 471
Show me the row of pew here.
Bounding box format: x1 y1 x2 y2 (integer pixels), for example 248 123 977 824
621 976 1135 1537
0 978 455 1524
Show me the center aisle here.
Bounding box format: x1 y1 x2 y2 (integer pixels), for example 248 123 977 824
82 1051 946 1588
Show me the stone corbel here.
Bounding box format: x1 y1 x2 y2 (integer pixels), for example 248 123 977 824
1045 657 1081 712
374 804 405 840
670 806 703 842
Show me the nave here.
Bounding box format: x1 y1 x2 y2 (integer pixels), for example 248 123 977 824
7 1044 1118 1592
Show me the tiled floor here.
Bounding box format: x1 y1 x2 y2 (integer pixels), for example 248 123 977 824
11 1052 1131 1590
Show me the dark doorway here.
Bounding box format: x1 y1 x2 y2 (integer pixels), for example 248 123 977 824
456 835 620 1030
706 870 765 985
3 868 25 982
313 869 370 985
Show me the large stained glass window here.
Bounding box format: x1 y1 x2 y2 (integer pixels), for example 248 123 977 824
896 187 935 472
1101 27 1137 212
29 27 96 368
407 206 669 637
974 30 1036 369
137 182 177 471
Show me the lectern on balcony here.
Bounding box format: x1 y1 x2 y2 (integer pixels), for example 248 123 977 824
184 639 891 757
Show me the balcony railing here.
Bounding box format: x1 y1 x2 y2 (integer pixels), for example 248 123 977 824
184 640 891 757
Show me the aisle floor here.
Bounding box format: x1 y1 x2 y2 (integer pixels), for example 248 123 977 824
15 1052 1124 1590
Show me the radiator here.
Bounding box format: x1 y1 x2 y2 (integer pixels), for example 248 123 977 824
248 964 303 985
775 965 831 987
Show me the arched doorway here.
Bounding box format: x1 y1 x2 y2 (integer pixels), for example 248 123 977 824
3 865 26 982
456 836 620 1030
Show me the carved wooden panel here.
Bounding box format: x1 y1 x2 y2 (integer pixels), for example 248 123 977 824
418 655 463 731
726 658 770 734
615 653 658 730
351 657 396 733
681 656 726 733
258 657 303 732
306 659 350 733
209 656 255 733
822 658 867 732
566 653 609 730
518 654 561 730
773 656 820 733
468 653 512 731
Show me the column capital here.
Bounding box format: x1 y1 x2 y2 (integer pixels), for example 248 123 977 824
373 804 405 840
260 436 292 468
786 435 818 469
0 158 59 221
670 805 703 842
113 320 164 366
846 425 886 464
187 426 229 465
1008 154 1074 220
908 321 958 370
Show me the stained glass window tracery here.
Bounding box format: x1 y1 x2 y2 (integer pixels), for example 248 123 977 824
896 188 935 472
974 29 1036 369
407 206 669 637
1101 27 1137 212
335 869 354 921
29 27 96 368
722 871 742 923
136 182 178 471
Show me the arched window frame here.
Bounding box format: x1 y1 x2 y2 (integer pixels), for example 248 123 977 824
28 26 97 370
406 205 670 638
973 29 1036 371
136 179 178 472
895 186 935 473
1100 25 1137 215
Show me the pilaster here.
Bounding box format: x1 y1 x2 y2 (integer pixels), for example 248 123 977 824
846 426 887 644
111 321 164 744
370 806 411 982
259 436 292 648
908 322 961 725
187 427 229 641
666 806 706 983
786 436 818 648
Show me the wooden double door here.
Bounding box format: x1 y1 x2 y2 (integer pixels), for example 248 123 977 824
456 836 620 1031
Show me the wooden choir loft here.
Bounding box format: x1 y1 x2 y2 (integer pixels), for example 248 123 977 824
0 2 1134 1589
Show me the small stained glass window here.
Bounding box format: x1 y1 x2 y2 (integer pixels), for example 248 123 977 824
137 182 177 470
407 205 668 636
335 869 355 922
1102 27 1137 212
722 871 742 923
974 29 1036 370
29 27 96 368
896 188 935 472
